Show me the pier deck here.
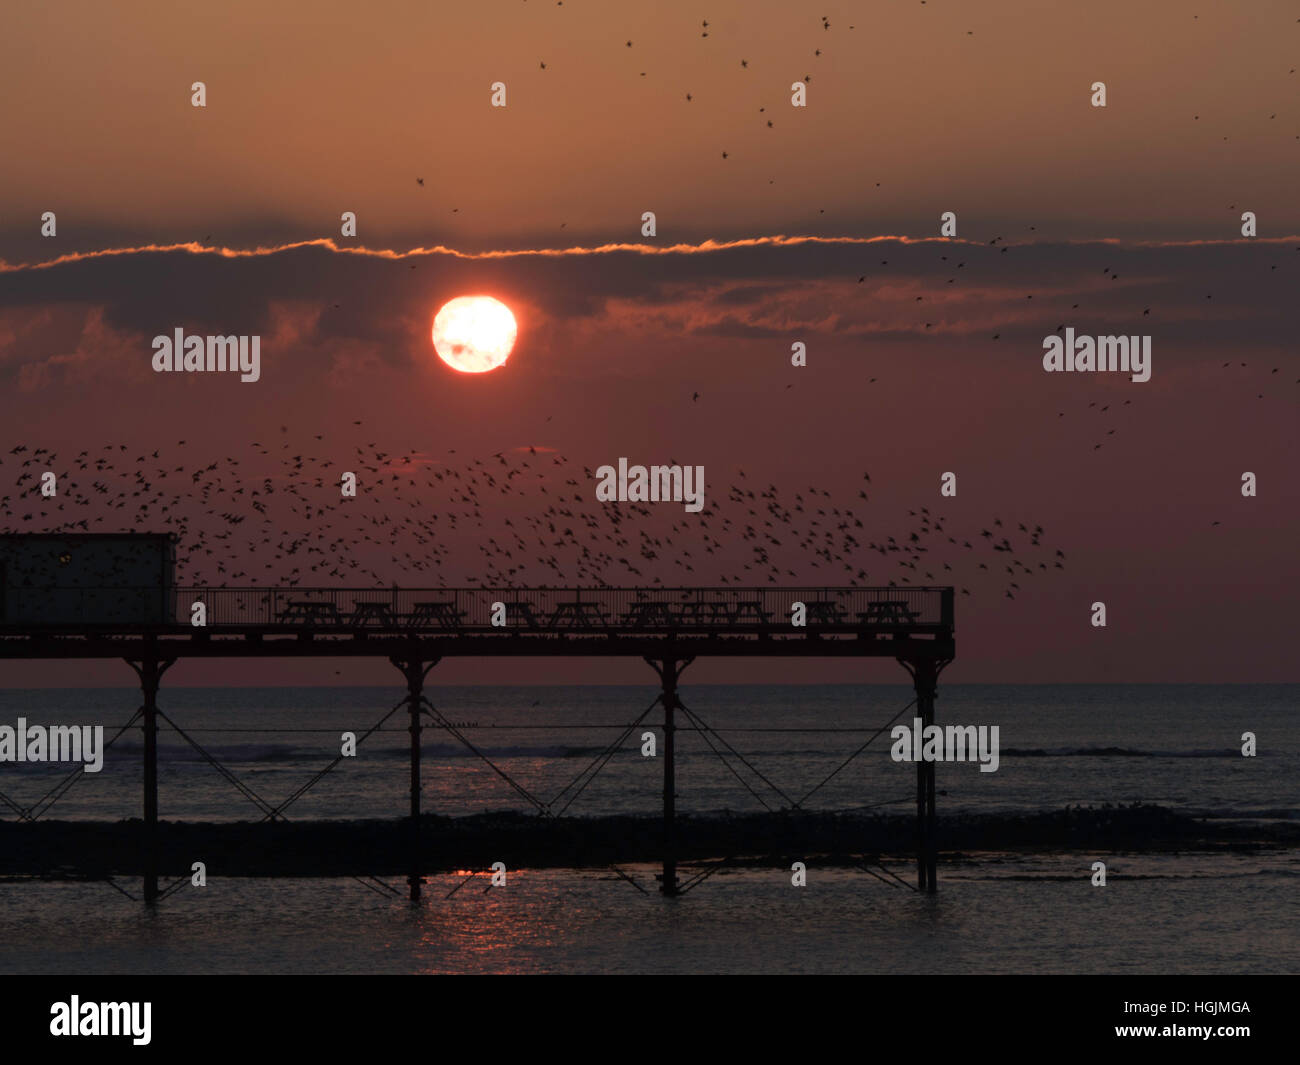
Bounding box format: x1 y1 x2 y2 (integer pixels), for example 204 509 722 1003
0 586 954 900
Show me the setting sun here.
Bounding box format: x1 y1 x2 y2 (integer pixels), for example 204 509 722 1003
431 296 517 374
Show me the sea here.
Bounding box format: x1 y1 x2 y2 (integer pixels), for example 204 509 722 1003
0 683 1296 974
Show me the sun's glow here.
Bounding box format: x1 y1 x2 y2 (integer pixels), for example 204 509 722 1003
431 296 517 373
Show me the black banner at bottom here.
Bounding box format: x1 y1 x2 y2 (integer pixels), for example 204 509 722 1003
0 974 1286 1052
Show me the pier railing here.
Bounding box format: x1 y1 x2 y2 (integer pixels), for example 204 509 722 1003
0 584 955 895
0 586 953 633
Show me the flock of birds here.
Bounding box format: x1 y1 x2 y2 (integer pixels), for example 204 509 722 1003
409 11 1300 461
380 228 1298 458
402 8 1297 208
13 13 1290 592
1 432 1069 601
860 246 1298 454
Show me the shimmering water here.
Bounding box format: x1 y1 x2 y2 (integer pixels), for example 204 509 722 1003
3 857 1297 974
0 684 1293 821
0 684 1295 973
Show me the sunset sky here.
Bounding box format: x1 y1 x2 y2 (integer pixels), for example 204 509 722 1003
0 1 1295 686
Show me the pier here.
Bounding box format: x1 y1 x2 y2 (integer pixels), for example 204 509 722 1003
0 585 954 901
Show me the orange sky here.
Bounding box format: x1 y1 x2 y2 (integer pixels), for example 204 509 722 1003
2 0 1296 261
0 2 1295 686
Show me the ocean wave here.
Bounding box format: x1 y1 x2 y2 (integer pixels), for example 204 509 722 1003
1001 746 1236 759
1186 807 1300 820
4 804 1297 879
409 744 605 759
106 741 608 761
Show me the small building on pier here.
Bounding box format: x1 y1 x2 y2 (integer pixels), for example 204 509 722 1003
0 533 176 626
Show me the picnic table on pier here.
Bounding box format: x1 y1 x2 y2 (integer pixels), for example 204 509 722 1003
732 599 771 624
677 600 737 624
549 600 609 630
349 601 396 627
620 600 677 629
856 600 920 624
407 600 465 629
504 600 543 630
803 599 845 624
278 600 342 626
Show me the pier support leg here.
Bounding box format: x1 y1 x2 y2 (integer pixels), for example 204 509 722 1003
663 660 677 898
918 667 935 893
126 656 175 906
899 657 949 894
647 656 692 897
392 656 437 903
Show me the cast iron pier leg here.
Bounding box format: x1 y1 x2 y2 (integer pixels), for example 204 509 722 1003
391 656 438 902
647 656 692 897
127 656 175 906
900 656 947 893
